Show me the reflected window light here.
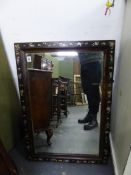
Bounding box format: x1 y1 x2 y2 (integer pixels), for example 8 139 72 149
56 57 65 61
56 51 78 57
42 63 47 68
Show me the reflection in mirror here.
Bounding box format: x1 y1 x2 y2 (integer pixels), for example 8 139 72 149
25 51 104 155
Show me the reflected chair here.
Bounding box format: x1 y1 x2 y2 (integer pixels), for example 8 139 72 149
59 77 68 117
52 78 61 126
52 77 69 127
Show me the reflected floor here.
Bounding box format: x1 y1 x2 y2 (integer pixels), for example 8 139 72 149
34 105 100 155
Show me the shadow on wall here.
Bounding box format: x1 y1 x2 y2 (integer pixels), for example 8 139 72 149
111 49 122 137
0 31 21 151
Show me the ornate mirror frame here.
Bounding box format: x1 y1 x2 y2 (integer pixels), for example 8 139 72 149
14 40 115 164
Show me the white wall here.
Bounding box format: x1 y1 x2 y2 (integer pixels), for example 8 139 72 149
111 0 131 174
0 0 124 90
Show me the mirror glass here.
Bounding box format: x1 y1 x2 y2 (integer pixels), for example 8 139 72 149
25 50 104 155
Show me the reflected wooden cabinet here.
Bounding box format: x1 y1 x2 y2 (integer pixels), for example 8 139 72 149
52 77 68 126
27 69 53 145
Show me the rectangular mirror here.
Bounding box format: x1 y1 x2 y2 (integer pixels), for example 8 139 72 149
14 40 115 163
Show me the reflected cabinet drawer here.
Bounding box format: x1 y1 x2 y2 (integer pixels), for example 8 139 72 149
28 69 52 131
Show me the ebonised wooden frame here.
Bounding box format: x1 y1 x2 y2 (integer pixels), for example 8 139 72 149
14 40 115 164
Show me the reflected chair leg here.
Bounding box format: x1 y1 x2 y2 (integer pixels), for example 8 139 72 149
56 113 61 127
64 110 68 117
56 100 61 127
45 128 53 146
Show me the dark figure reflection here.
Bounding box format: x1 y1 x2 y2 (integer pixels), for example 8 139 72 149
78 52 102 130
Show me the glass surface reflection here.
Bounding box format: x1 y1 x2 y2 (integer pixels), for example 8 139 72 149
26 51 103 155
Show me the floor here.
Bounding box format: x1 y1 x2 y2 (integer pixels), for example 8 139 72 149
10 143 115 175
9 105 114 175
34 106 100 155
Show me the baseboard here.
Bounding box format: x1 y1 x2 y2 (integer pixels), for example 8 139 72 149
109 133 119 175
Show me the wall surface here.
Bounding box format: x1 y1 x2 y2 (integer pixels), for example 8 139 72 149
59 58 73 80
0 32 20 150
46 54 60 78
111 0 131 174
0 0 124 90
0 0 125 152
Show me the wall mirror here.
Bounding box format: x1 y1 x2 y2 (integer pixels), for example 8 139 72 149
14 40 115 163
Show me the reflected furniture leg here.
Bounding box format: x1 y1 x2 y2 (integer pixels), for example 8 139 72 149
45 128 53 145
